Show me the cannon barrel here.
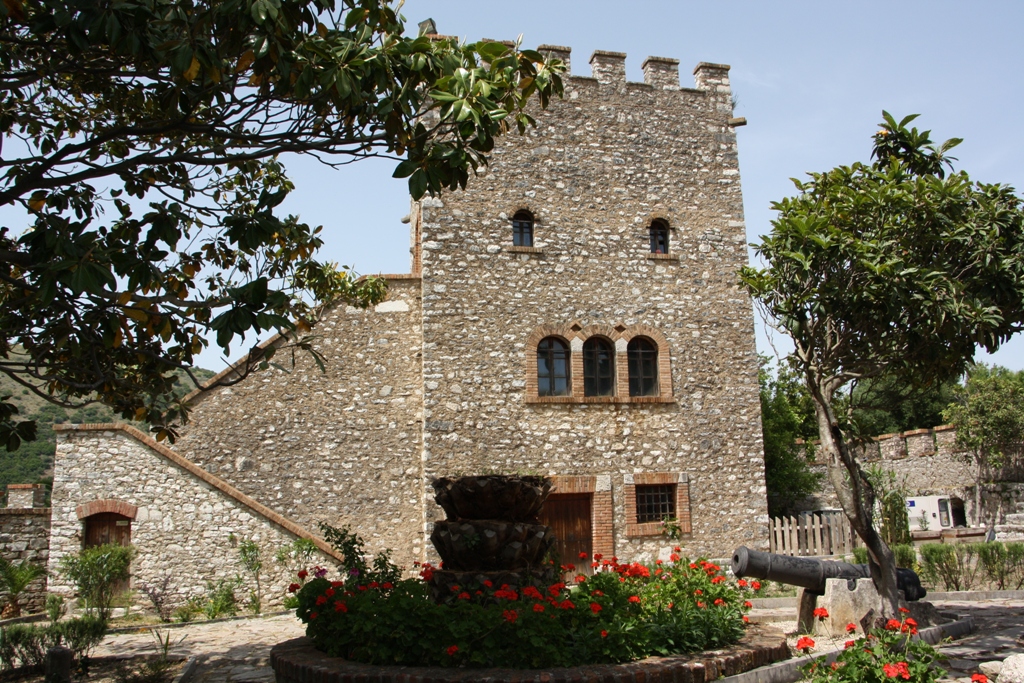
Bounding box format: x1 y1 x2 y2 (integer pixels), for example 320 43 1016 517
731 546 926 601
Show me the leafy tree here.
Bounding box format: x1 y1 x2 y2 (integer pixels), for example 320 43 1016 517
943 364 1024 527
848 375 959 437
0 0 565 446
741 112 1024 615
58 543 135 619
759 357 822 516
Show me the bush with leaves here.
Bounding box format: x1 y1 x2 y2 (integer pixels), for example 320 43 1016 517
204 578 242 619
0 557 46 617
799 610 940 683
295 537 751 667
238 540 264 615
59 544 134 619
138 575 175 622
171 596 204 624
919 543 981 592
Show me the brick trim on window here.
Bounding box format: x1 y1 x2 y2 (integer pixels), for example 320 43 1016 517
548 475 614 560
525 324 674 404
623 473 691 538
76 499 139 520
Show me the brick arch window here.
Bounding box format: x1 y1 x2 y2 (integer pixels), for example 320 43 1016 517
512 209 534 247
582 337 615 397
537 336 570 397
649 219 669 254
627 337 659 397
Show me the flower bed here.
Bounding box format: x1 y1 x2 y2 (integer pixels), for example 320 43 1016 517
293 545 762 669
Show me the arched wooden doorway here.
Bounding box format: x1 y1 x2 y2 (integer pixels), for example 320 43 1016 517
83 512 132 548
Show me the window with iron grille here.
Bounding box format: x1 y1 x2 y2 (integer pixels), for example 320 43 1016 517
627 337 659 397
512 210 534 247
583 337 615 396
649 219 669 254
635 484 676 523
537 337 570 396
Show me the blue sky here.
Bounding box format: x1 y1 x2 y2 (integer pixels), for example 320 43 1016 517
247 0 1024 374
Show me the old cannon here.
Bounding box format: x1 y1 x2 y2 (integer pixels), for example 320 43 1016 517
733 546 928 633
732 546 926 601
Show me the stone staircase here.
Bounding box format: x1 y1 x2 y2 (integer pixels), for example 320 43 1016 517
994 501 1024 541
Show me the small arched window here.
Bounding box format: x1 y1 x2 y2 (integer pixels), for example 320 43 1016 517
513 210 534 247
649 219 669 254
583 338 615 397
537 337 570 396
628 337 659 397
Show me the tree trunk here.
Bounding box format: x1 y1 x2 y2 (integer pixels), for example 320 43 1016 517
812 393 901 619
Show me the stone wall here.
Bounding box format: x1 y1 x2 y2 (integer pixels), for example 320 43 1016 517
416 50 766 560
174 277 426 567
0 503 50 615
49 425 339 610
803 425 1024 528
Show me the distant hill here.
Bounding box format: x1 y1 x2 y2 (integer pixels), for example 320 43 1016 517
0 365 216 504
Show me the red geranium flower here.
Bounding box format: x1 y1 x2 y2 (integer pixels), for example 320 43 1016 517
446 645 458 656
458 592 471 600
600 630 608 638
334 601 347 613
628 595 640 604
288 583 300 593
846 623 857 633
297 570 308 580
737 579 748 587
812 607 828 620
972 675 989 683
742 615 750 623
502 609 518 623
899 607 910 614
751 581 761 590
575 575 587 584
795 636 815 653
382 582 393 590
885 619 902 631
533 603 545 613
714 598 725 606
315 595 327 606
590 602 602 613
844 640 855 649
325 588 335 598
592 589 604 596
901 618 918 635
331 581 344 588
483 580 493 588
744 600 753 609
559 600 575 610
310 611 317 620
594 553 603 561
579 552 588 559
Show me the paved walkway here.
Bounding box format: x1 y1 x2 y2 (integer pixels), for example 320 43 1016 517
93 599 1024 683
95 613 305 683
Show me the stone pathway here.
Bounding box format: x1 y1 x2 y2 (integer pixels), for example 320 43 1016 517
91 600 1024 683
94 613 305 683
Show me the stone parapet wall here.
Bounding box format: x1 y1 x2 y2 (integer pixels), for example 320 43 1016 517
174 277 425 567
49 425 339 609
0 507 50 615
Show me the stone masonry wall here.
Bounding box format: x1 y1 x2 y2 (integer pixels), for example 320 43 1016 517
803 425 1024 527
174 277 426 566
417 50 766 561
49 426 338 609
0 507 50 615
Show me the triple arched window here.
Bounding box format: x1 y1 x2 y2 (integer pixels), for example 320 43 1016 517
532 329 667 402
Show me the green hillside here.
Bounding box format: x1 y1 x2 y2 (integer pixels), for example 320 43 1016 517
0 366 215 503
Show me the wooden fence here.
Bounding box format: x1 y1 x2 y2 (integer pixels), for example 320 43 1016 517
768 511 857 557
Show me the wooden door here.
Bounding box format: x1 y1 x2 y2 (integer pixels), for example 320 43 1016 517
84 512 132 593
539 493 593 573
84 512 132 547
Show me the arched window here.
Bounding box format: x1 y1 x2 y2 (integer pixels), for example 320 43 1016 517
537 337 570 396
628 337 659 397
513 210 534 247
583 337 615 397
649 219 669 254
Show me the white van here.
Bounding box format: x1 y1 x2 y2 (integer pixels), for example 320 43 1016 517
906 496 967 530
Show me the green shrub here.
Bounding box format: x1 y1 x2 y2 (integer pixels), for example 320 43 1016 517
0 558 46 618
203 578 241 619
852 547 868 564
45 593 66 624
801 613 940 683
1008 542 1024 590
977 542 1012 590
53 616 108 663
172 596 203 623
238 540 263 616
59 544 135 619
893 544 917 569
919 543 981 591
0 623 51 668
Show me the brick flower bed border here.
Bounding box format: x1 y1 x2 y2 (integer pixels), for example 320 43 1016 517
270 626 790 683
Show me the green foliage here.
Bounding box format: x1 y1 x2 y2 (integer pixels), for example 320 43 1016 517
318 522 398 585
852 547 869 565
801 614 940 683
58 544 135 619
113 659 177 683
203 577 242 619
892 544 916 569
944 365 1024 475
740 110 1024 608
238 539 264 615
866 467 912 547
171 597 204 623
45 593 66 624
976 541 1024 590
758 357 822 516
0 0 565 446
848 375 959 436
0 557 45 617
919 543 981 592
0 616 106 671
297 555 749 667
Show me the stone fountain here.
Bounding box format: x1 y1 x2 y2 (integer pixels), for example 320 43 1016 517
426 475 558 601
